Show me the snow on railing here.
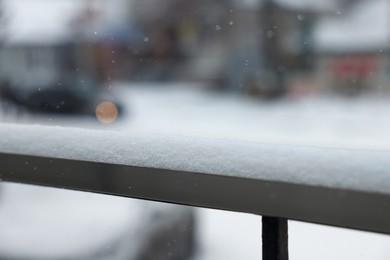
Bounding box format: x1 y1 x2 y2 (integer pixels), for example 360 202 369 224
1 123 390 259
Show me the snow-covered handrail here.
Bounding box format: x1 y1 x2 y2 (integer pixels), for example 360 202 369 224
1 123 390 235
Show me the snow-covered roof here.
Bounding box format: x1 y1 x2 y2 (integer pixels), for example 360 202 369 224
2 0 84 45
1 0 130 45
314 0 390 53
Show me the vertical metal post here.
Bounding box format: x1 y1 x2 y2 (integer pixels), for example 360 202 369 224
262 216 289 260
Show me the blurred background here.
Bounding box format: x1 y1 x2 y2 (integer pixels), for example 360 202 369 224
0 0 390 259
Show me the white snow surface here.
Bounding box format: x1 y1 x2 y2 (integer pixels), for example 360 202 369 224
314 0 390 52
1 120 390 194
0 182 140 259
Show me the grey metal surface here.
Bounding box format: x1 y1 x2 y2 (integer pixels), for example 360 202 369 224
1 151 390 235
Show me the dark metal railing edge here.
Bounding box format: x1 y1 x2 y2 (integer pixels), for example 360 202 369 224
1 152 390 235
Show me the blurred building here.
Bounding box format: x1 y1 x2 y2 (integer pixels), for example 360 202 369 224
314 0 390 95
1 0 388 98
0 0 135 89
221 0 340 97
0 0 98 90
127 0 343 97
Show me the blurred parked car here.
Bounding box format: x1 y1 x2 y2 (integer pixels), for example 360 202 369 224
0 79 123 120
0 182 196 260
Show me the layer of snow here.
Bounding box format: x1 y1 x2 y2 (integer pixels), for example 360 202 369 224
1 120 390 194
314 0 390 52
116 85 390 151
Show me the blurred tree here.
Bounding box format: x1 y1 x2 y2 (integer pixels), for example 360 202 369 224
259 0 286 96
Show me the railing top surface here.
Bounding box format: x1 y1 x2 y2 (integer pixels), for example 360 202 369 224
1 122 390 234
1 123 390 193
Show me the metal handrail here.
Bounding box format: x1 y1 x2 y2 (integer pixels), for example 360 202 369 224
1 123 390 259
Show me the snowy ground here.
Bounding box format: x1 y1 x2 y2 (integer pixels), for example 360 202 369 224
114 83 390 150
0 183 140 259
3 82 390 150
1 82 390 259
194 209 390 260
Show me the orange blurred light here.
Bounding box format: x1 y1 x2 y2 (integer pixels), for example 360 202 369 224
95 101 118 124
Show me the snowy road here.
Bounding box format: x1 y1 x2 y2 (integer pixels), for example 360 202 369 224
114 83 390 150
1 82 390 259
